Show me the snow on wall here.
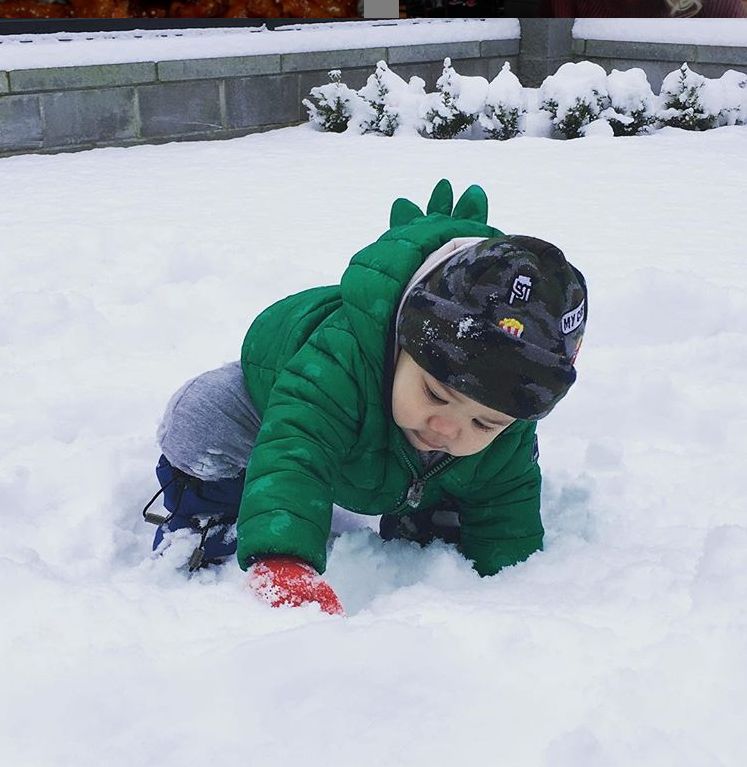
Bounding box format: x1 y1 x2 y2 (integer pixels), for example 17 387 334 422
0 18 520 73
574 18 747 45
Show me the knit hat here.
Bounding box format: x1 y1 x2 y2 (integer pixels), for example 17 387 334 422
397 235 587 420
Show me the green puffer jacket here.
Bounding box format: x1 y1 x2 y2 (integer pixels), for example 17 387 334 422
237 181 543 577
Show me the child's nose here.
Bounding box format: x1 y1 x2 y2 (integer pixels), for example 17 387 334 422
428 414 460 441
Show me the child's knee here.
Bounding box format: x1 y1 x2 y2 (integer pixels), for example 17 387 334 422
156 363 257 481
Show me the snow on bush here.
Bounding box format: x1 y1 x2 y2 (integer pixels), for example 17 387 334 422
521 88 555 138
422 58 489 140
303 69 372 134
478 62 526 141
658 64 720 132
712 69 747 126
305 59 747 141
540 61 611 139
357 61 427 137
602 68 658 137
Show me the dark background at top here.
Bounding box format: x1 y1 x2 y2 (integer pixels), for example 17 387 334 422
0 2 541 35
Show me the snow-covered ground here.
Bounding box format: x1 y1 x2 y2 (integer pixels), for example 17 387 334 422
1 124 746 767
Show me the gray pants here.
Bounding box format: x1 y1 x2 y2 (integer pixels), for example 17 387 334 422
157 361 261 481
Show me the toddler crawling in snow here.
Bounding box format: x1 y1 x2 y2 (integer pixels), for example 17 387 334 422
143 180 587 614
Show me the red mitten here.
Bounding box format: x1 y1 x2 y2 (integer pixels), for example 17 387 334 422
246 556 345 616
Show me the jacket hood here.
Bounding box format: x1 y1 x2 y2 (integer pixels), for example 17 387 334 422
340 216 500 380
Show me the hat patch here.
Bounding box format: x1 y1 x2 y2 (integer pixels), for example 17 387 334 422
509 275 532 305
498 318 524 337
561 299 585 335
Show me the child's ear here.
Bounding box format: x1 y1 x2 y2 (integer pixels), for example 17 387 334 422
426 178 454 216
452 185 489 224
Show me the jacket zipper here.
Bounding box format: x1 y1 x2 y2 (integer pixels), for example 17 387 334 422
391 439 457 515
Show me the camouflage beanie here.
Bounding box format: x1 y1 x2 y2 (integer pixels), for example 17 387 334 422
397 235 587 420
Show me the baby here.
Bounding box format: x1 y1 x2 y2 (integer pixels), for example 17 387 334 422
143 180 587 613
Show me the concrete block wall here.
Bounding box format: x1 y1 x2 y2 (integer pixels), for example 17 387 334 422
571 36 747 90
0 37 519 157
518 17 574 87
2 21 746 157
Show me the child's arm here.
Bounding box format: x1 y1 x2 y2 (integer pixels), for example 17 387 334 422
456 424 544 577
236 323 363 575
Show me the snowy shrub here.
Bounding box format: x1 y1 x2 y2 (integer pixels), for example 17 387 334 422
521 88 555 138
422 58 489 140
305 58 744 142
712 69 747 126
358 61 400 136
357 61 427 137
303 70 371 133
478 62 526 140
657 64 719 131
602 68 658 136
540 61 611 139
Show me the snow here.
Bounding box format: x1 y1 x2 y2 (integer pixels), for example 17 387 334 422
2 123 747 766
0 18 520 72
486 60 525 109
606 67 658 116
356 61 427 136
446 64 490 116
574 18 747 45
540 60 610 125
307 58 746 140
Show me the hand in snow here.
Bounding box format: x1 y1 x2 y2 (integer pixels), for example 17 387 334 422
245 556 345 616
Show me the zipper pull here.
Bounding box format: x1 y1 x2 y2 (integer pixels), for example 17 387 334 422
406 480 424 508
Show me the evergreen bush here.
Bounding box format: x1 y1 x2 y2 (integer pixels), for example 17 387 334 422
713 69 747 126
303 70 370 134
358 62 400 136
422 58 487 140
303 59 746 141
540 61 611 139
658 64 718 131
479 63 525 140
603 68 658 136
356 61 427 137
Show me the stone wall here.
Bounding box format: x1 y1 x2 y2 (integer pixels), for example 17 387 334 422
571 36 747 90
0 36 519 157
2 19 746 157
518 17 574 87
519 21 747 89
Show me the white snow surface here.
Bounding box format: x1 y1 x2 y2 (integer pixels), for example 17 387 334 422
1 124 747 767
0 17 519 71
574 17 747 45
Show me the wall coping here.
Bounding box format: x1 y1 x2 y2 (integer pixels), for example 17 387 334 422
571 38 747 66
572 18 747 47
0 18 520 73
0 37 520 95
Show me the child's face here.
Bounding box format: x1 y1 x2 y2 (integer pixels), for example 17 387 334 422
391 350 516 457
